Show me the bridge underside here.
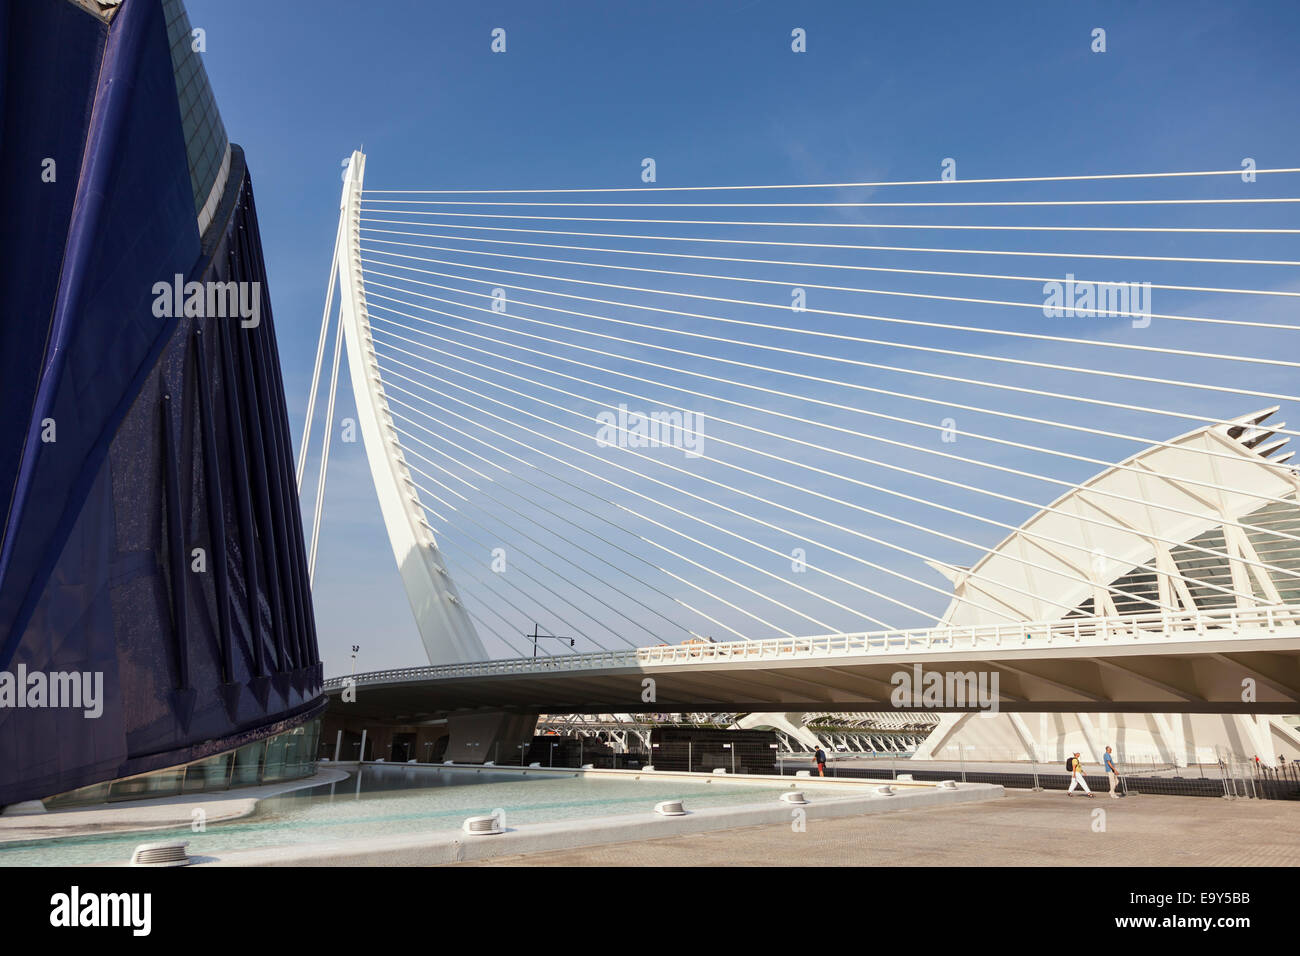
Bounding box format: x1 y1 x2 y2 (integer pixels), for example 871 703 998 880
330 637 1300 722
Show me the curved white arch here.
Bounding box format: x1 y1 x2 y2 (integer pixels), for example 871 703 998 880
337 150 487 664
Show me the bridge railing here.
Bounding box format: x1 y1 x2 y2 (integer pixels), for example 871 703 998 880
324 603 1300 690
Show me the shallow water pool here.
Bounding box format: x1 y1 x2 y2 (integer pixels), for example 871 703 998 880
0 766 839 866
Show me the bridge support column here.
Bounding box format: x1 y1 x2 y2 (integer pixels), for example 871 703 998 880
735 712 821 751
445 712 538 764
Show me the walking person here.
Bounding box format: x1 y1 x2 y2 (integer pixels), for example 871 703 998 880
1104 745 1120 798
1067 752 1093 797
813 745 827 777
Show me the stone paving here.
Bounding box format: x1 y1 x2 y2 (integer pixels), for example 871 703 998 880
451 791 1300 867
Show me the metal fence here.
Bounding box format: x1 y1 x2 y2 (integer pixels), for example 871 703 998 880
775 752 1300 800
455 733 1300 800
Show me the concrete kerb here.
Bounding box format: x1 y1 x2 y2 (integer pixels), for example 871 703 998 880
201 773 1004 866
335 758 946 792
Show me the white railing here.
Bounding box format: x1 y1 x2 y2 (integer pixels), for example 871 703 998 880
323 603 1300 691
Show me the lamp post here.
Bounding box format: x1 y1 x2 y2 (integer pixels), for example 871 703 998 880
526 623 575 658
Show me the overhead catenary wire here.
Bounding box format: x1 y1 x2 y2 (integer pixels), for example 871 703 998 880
359 283 1300 550
358 238 1300 334
397 455 618 650
389 398 761 642
360 165 1300 193
356 257 1300 440
358 249 1300 371
371 337 1191 620
361 196 1300 209
356 258 1300 456
357 225 1300 299
315 165 1300 652
356 256 1300 413
368 311 1284 610
360 218 1300 267
372 353 1035 624
384 387 873 636
389 413 725 642
354 205 1300 235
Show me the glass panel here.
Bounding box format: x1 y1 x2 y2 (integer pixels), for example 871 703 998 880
230 738 266 787
182 752 233 792
110 769 183 801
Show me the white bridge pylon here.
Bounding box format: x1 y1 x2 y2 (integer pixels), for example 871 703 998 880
300 150 486 665
298 153 1300 713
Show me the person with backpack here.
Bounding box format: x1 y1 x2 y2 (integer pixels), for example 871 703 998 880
1066 752 1093 796
814 746 827 777
1104 746 1120 798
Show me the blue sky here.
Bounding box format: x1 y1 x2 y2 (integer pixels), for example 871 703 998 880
188 0 1300 674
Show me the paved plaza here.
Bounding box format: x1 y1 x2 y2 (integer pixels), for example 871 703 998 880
451 791 1300 867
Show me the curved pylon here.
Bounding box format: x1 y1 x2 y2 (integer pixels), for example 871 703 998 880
336 150 486 664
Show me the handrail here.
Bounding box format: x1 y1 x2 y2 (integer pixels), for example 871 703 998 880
323 602 1300 690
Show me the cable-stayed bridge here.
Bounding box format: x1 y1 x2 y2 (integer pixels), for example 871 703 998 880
303 151 1300 765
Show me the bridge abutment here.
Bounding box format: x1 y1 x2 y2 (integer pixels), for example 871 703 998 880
444 712 540 764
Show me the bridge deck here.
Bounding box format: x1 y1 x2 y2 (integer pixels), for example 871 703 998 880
326 605 1300 719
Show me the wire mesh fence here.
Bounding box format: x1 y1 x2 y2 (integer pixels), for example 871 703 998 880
405 730 1300 801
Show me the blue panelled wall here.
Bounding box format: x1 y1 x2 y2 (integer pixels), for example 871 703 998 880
0 0 322 807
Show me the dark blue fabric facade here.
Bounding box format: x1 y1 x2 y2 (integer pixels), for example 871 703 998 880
0 0 322 806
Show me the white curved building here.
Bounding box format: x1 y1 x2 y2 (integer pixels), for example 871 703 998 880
914 408 1300 767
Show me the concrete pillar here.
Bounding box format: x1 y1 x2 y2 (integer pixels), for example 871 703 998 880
444 712 538 763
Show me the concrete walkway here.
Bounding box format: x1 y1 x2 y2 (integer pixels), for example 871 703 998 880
0 769 347 845
450 791 1300 867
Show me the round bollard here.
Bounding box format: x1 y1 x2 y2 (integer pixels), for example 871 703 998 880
463 814 504 835
131 840 191 867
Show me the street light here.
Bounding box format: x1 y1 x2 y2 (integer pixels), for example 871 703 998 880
526 623 575 658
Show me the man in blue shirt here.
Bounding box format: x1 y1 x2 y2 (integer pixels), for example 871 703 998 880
1104 746 1119 798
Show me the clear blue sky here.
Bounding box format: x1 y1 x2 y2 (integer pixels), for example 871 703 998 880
188 0 1300 674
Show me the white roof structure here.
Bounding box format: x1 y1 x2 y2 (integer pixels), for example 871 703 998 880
934 408 1300 627
913 410 1300 767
